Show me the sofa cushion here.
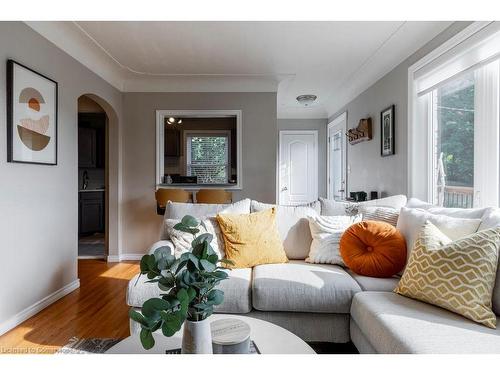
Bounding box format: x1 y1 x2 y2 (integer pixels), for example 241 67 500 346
350 291 500 354
250 201 320 259
346 269 400 292
252 260 362 313
161 199 251 239
320 195 407 216
127 267 253 314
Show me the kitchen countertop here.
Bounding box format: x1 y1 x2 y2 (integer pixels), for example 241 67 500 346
79 189 105 192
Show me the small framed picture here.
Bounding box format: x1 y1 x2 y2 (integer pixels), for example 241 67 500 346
7 59 58 165
380 105 395 157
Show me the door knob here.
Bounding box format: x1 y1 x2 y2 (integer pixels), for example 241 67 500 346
281 187 288 192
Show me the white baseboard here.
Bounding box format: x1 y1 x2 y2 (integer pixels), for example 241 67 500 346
107 254 144 262
0 279 80 336
78 255 106 260
107 255 121 262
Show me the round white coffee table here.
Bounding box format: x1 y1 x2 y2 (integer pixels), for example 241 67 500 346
107 314 315 354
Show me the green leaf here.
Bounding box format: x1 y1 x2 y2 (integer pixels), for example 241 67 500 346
161 320 178 337
154 247 175 270
186 287 196 302
176 288 188 302
140 328 155 350
192 233 213 247
212 270 228 279
154 246 171 261
181 215 199 228
142 298 170 318
129 309 148 326
146 255 158 271
207 254 219 264
191 242 206 258
158 274 175 291
207 289 224 305
172 259 188 274
140 255 150 273
220 258 235 266
199 259 216 272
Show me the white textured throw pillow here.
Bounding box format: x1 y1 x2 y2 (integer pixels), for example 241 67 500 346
161 199 251 239
165 217 225 259
306 215 362 265
359 206 399 227
396 207 482 262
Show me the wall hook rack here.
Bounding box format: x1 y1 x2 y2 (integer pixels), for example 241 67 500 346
347 117 372 145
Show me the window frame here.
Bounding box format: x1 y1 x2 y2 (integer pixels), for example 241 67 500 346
155 110 242 190
407 21 500 207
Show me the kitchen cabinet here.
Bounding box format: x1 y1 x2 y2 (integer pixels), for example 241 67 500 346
165 127 181 157
78 113 105 168
79 191 105 235
78 127 96 168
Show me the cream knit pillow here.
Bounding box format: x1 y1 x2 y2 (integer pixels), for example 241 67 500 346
395 221 500 328
165 217 225 259
306 214 362 265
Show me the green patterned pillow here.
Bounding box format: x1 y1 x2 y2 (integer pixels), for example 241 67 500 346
395 221 500 328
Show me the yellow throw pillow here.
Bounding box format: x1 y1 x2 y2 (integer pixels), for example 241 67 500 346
395 221 500 328
216 208 288 269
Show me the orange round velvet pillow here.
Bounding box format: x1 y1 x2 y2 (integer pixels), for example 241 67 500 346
340 220 407 278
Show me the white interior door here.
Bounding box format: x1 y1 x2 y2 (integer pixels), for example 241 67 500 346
328 112 347 200
279 131 318 205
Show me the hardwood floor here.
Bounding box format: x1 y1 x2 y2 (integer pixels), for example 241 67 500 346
0 260 139 354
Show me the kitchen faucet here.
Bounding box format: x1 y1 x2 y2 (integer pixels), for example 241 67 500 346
82 170 89 190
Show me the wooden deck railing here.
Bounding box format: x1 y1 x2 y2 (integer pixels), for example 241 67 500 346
443 186 474 208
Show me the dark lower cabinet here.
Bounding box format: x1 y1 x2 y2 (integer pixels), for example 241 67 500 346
79 191 105 235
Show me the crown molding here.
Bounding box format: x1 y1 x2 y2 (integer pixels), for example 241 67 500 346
25 21 126 91
25 21 281 93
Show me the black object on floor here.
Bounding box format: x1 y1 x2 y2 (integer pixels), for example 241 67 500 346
307 341 359 354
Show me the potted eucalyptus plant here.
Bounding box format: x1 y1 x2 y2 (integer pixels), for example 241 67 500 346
129 215 232 353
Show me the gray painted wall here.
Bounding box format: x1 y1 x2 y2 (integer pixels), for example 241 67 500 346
278 118 328 198
0 22 123 333
329 22 471 198
121 92 277 254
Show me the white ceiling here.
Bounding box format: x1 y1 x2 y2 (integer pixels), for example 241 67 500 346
26 21 452 118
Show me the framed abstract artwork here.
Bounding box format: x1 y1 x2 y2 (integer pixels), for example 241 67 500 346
7 59 58 165
380 105 395 157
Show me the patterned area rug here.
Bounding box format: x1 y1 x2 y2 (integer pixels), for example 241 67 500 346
56 337 358 354
56 337 122 354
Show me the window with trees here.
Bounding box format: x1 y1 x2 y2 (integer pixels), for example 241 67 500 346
409 22 500 208
186 133 230 184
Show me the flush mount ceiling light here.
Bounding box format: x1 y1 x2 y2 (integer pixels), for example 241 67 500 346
167 117 183 125
296 94 317 107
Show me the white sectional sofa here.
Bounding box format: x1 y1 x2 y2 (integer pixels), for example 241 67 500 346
126 195 500 353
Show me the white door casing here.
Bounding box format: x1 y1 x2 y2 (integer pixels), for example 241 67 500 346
278 130 318 205
327 112 347 200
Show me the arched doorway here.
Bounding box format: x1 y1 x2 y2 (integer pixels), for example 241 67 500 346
77 93 120 262
77 95 108 259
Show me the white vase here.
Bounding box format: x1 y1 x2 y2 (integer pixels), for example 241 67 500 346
181 319 213 354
